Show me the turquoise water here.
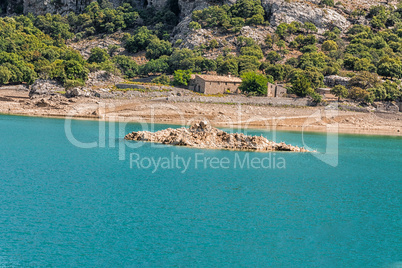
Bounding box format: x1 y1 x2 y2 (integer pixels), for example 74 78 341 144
0 115 401 267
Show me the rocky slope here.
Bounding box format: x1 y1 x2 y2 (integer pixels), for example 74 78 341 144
262 0 350 34
125 121 310 152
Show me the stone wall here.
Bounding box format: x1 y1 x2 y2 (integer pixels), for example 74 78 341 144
115 83 175 91
166 95 312 107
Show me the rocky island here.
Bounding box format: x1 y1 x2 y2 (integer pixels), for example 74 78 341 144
125 121 309 152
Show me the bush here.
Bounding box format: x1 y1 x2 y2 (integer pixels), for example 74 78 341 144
87 47 110 63
291 75 311 97
321 0 334 6
330 85 348 101
239 71 268 96
322 40 338 52
124 26 156 53
145 38 173 60
266 51 282 64
0 66 11 84
309 90 323 103
152 74 171 85
113 55 138 78
189 21 201 30
173 69 192 86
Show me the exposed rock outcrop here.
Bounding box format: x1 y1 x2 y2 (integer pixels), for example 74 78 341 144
324 75 351 88
29 79 65 97
262 0 350 33
125 121 309 152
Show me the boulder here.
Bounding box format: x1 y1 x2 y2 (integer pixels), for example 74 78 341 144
374 102 400 113
65 87 94 98
29 79 65 98
324 75 351 88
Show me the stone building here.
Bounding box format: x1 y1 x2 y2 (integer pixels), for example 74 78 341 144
267 82 287 97
189 75 242 95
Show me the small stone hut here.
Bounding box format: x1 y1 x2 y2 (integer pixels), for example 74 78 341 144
189 75 242 94
267 82 287 97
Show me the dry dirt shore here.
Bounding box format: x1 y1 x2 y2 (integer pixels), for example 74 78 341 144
1 88 401 136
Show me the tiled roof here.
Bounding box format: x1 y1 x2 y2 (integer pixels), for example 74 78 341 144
195 74 242 83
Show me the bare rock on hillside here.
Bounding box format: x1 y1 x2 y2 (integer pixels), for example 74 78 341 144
240 26 271 45
324 75 351 88
29 80 65 98
86 71 124 87
262 0 350 33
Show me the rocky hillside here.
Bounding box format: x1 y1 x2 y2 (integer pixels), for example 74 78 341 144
2 0 396 16
1 0 402 104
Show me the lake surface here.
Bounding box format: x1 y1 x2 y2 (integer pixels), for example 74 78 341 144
0 115 401 267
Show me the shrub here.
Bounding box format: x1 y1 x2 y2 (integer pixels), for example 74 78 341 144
189 21 201 30
124 26 156 53
322 40 338 52
87 47 110 63
291 75 311 97
330 85 348 101
0 66 11 84
173 69 192 86
152 74 171 85
266 51 282 64
145 38 173 60
239 71 268 96
113 55 138 78
321 0 334 6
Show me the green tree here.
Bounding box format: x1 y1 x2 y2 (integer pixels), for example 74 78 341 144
291 75 311 97
349 71 381 89
266 51 282 64
216 56 239 76
189 21 201 30
173 69 192 86
88 47 110 63
125 26 156 53
230 0 265 23
0 66 11 84
145 38 173 60
276 23 288 38
113 55 138 78
321 0 334 6
330 85 348 101
265 34 273 47
322 40 338 52
239 71 268 96
152 74 171 85
303 22 318 33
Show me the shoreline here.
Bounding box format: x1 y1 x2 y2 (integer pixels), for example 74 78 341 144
0 87 400 137
1 111 401 137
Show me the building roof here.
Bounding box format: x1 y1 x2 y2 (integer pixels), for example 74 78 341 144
195 74 242 83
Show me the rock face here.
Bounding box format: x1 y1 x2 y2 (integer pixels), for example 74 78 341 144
6 0 125 15
261 0 350 33
125 121 309 152
29 79 65 97
373 102 400 113
324 75 351 88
